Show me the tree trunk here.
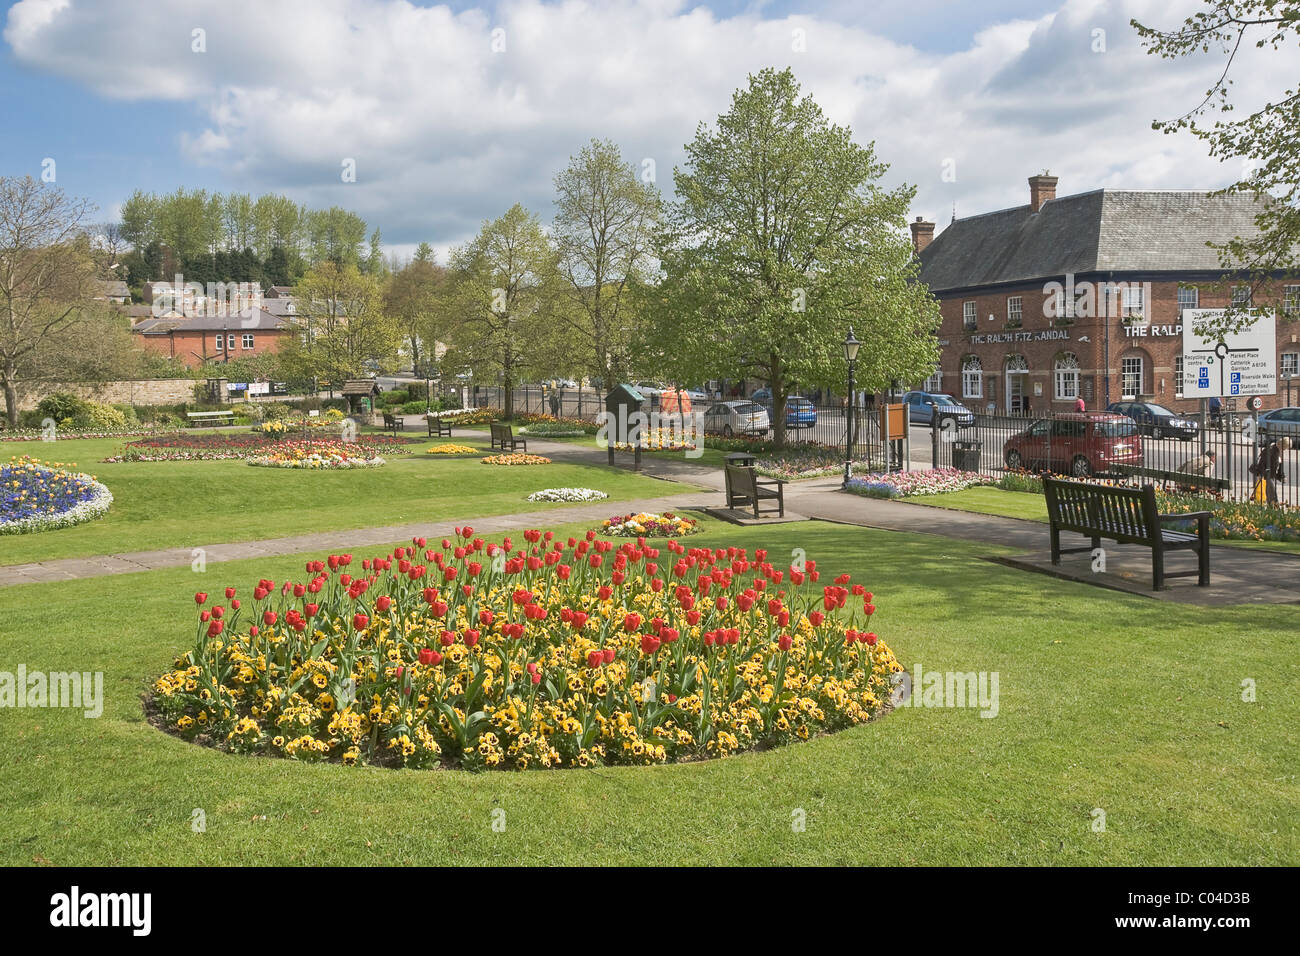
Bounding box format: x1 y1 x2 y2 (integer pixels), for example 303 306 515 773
2 364 17 428
503 368 514 419
770 352 787 449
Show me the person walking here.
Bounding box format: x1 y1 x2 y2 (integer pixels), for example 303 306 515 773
1176 448 1216 494
1249 436 1292 504
1074 397 1086 413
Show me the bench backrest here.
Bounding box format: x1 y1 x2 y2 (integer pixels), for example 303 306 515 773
726 464 758 498
490 422 512 440
187 410 231 417
1044 477 1159 541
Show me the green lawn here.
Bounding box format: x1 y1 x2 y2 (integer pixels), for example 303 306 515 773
1 435 679 565
2 517 1296 865
906 486 1300 554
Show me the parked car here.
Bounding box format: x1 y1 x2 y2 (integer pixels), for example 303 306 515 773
1002 412 1143 477
750 389 818 429
1258 406 1300 441
1105 401 1198 440
702 401 770 437
902 391 976 428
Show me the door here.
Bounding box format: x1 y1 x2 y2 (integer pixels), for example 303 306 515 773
1007 374 1027 414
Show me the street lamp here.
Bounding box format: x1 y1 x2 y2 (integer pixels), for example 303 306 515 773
842 326 861 488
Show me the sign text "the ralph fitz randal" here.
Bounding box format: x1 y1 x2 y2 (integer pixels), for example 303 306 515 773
968 329 1071 345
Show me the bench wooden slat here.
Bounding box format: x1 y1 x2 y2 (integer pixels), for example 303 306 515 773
724 464 785 518
489 422 526 452
1044 477 1210 590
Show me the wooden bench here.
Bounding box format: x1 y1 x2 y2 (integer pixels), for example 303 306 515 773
1043 477 1210 590
490 422 527 452
427 416 453 439
1110 464 1230 495
725 464 786 518
381 411 402 435
187 410 235 428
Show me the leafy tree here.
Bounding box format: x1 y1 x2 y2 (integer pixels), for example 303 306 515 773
384 257 446 374
0 176 99 426
444 205 563 418
1134 2 1300 335
552 138 662 387
650 67 940 446
413 242 435 263
278 262 402 387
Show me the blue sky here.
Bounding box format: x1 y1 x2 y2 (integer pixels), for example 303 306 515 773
0 0 1272 258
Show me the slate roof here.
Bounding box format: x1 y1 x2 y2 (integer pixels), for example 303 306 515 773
132 307 293 334
917 189 1270 293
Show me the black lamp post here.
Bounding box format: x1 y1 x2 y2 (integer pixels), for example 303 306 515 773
842 326 861 487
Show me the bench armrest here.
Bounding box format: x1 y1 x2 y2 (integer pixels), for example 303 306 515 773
753 476 786 488
1157 511 1210 522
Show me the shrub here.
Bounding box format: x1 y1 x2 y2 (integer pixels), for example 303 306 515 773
70 400 128 430
36 393 88 422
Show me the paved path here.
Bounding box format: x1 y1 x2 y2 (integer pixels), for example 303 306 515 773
3 428 1297 605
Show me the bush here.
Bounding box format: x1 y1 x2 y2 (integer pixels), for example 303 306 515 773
378 390 409 407
36 393 88 422
401 400 428 415
70 400 128 430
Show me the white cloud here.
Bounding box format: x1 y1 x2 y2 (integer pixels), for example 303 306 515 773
5 0 1291 252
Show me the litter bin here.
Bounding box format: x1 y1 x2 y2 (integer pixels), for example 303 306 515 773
724 451 757 469
952 439 982 472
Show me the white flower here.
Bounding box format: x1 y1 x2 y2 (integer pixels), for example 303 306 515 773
526 487 608 503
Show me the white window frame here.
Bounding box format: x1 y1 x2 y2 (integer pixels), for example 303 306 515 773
1006 296 1023 328
1284 286 1300 317
213 334 224 350
1122 285 1144 317
1282 352 1299 378
227 334 237 350
962 301 977 331
1054 353 1080 401
1232 284 1252 308
961 357 983 399
1177 286 1199 313
1121 356 1143 399
242 333 255 350
922 370 943 393
1175 354 1185 398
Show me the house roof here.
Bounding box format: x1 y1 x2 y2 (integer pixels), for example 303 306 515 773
917 189 1270 293
259 297 299 317
132 307 293 335
96 279 131 298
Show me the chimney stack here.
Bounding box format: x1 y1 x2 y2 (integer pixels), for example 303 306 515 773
1029 173 1058 213
910 216 935 254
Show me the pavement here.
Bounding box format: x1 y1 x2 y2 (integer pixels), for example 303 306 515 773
3 426 1297 605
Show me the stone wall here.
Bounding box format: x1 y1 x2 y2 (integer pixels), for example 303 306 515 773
17 378 199 412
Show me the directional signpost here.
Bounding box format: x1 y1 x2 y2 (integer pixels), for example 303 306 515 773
1182 310 1277 399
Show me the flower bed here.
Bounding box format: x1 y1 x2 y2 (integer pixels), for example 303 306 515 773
845 468 997 499
247 440 385 469
150 527 899 769
103 432 412 462
526 487 608 503
426 444 480 455
519 424 587 438
517 413 600 436
253 417 340 436
432 408 501 425
601 512 699 537
1 456 113 534
612 427 698 452
481 453 552 466
0 427 163 442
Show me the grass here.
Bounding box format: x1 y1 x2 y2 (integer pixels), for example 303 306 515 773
1 434 680 565
1 516 1296 865
905 485 1300 555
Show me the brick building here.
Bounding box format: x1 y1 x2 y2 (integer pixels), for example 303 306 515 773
131 308 294 369
913 175 1300 415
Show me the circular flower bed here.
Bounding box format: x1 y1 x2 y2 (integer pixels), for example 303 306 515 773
527 487 609 503
602 512 699 537
248 440 385 469
1 456 113 534
103 432 412 462
481 453 552 466
150 527 898 769
427 444 480 455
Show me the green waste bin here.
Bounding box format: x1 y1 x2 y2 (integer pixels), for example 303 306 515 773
952 440 982 472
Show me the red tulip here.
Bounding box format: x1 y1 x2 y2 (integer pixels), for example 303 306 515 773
224 587 236 599
352 613 369 630
463 629 480 647
262 610 277 626
640 634 661 655
194 592 207 605
587 650 603 669
418 647 438 666
778 634 793 651
623 612 642 632
375 595 392 613
864 632 878 646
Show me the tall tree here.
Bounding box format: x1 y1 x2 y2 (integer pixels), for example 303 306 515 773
552 139 662 387
385 257 446 374
279 262 402 386
651 67 940 446
0 177 99 426
444 205 562 418
1134 2 1300 335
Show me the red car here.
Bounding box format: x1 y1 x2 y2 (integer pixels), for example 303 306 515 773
1002 412 1143 477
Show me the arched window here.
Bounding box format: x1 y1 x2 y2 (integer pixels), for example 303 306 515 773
1005 354 1029 374
1054 353 1080 401
961 356 982 398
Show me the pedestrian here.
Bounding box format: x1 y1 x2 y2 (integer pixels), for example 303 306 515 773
1074 397 1086 413
1209 396 1223 430
1249 436 1292 505
549 387 560 417
1176 448 1216 494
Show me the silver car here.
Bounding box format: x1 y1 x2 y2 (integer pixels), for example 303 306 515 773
703 401 770 437
1258 406 1300 441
